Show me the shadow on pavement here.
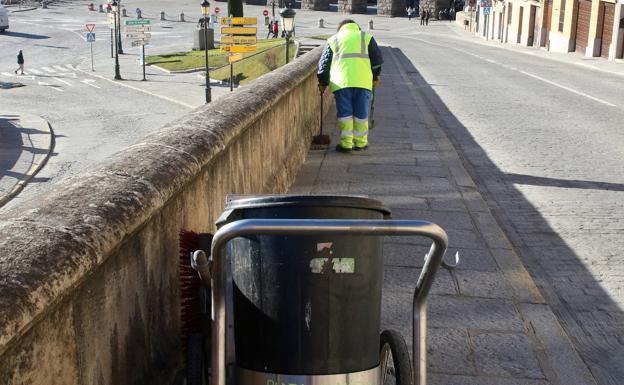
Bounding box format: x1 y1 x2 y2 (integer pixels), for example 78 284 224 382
391 47 624 384
1 31 50 39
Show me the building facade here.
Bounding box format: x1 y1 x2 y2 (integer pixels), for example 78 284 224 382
471 0 624 59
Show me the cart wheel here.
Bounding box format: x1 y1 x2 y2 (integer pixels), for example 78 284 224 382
187 333 206 385
380 330 414 385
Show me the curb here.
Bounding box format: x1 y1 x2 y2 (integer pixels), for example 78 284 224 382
9 7 38 12
0 114 55 208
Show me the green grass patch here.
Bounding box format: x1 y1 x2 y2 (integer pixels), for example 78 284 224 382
306 34 332 40
209 42 296 86
146 38 286 71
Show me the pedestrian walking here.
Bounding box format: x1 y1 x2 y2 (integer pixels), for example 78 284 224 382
135 7 142 19
14 50 24 75
420 8 425 25
425 10 430 25
267 20 273 39
406 6 414 20
317 19 383 153
272 20 279 38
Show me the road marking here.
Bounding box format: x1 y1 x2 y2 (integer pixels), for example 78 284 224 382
28 69 44 75
75 68 197 109
41 67 56 73
53 77 73 86
1 72 14 77
81 79 101 89
65 64 76 70
38 81 64 92
54 65 69 72
519 71 616 107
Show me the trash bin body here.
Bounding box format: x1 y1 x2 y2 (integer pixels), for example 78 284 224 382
217 195 391 375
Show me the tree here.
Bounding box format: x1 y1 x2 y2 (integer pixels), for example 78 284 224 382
228 0 243 16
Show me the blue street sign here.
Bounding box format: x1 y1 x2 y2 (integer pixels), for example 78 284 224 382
483 6 491 15
86 32 96 42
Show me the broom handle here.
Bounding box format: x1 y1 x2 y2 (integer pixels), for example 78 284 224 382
320 88 324 136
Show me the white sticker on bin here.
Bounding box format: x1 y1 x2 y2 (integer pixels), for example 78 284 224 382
310 258 355 274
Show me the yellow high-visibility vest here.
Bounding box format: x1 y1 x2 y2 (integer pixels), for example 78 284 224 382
328 23 373 92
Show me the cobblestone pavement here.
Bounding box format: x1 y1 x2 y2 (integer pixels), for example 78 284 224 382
379 24 624 385
289 46 596 385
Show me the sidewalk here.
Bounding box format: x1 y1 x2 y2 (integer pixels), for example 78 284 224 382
289 46 597 385
0 113 54 207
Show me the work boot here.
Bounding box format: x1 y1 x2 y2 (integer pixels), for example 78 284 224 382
353 145 368 151
336 144 352 153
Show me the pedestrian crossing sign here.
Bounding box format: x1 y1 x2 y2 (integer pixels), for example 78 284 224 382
86 32 96 42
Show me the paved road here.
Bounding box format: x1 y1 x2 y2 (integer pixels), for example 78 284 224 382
373 22 624 385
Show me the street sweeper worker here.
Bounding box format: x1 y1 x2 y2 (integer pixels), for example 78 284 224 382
317 19 383 153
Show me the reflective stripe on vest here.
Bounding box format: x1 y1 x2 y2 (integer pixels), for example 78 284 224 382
328 24 373 91
333 31 368 61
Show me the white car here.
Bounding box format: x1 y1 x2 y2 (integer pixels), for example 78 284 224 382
0 5 9 33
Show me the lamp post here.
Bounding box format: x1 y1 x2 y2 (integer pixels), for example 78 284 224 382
117 0 124 54
112 0 122 80
279 7 295 64
201 0 212 103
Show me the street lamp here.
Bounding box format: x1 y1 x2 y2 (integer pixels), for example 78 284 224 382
279 7 295 64
116 0 123 54
201 0 212 103
112 0 122 80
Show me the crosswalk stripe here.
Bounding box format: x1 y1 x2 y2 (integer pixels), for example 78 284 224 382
38 81 64 92
41 67 56 73
54 65 69 72
28 69 44 75
53 77 72 86
81 79 100 89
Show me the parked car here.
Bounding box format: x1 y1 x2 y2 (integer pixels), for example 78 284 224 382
0 4 9 33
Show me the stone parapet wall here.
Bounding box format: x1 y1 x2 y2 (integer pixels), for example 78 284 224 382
0 47 330 385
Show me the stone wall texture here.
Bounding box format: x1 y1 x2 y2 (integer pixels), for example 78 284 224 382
378 0 406 16
0 47 330 385
301 0 330 11
337 0 368 14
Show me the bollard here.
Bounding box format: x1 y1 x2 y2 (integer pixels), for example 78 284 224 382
180 12 185 22
318 18 324 28
368 19 374 30
122 8 127 17
98 3 103 12
42 1 47 8
160 11 166 20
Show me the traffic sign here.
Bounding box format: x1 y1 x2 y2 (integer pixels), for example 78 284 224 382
221 45 257 53
221 17 257 25
125 32 151 39
262 9 269 16
228 53 243 63
125 25 151 32
221 36 257 44
86 23 95 32
483 6 491 15
107 13 115 26
221 26 257 35
124 19 151 26
131 40 149 46
214 7 220 14
86 32 96 42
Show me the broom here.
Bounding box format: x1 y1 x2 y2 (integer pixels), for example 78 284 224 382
311 87 331 150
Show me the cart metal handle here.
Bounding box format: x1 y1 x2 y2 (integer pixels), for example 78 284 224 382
207 219 449 385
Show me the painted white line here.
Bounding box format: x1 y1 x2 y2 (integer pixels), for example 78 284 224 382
41 67 57 73
75 68 197 109
1 72 14 77
38 81 64 92
53 77 73 86
28 68 44 75
81 79 101 89
54 65 69 72
65 64 76 70
403 36 617 108
520 71 616 107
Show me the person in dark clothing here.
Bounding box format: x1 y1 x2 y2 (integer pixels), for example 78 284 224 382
317 19 383 152
425 10 430 25
15 50 24 75
420 8 425 24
